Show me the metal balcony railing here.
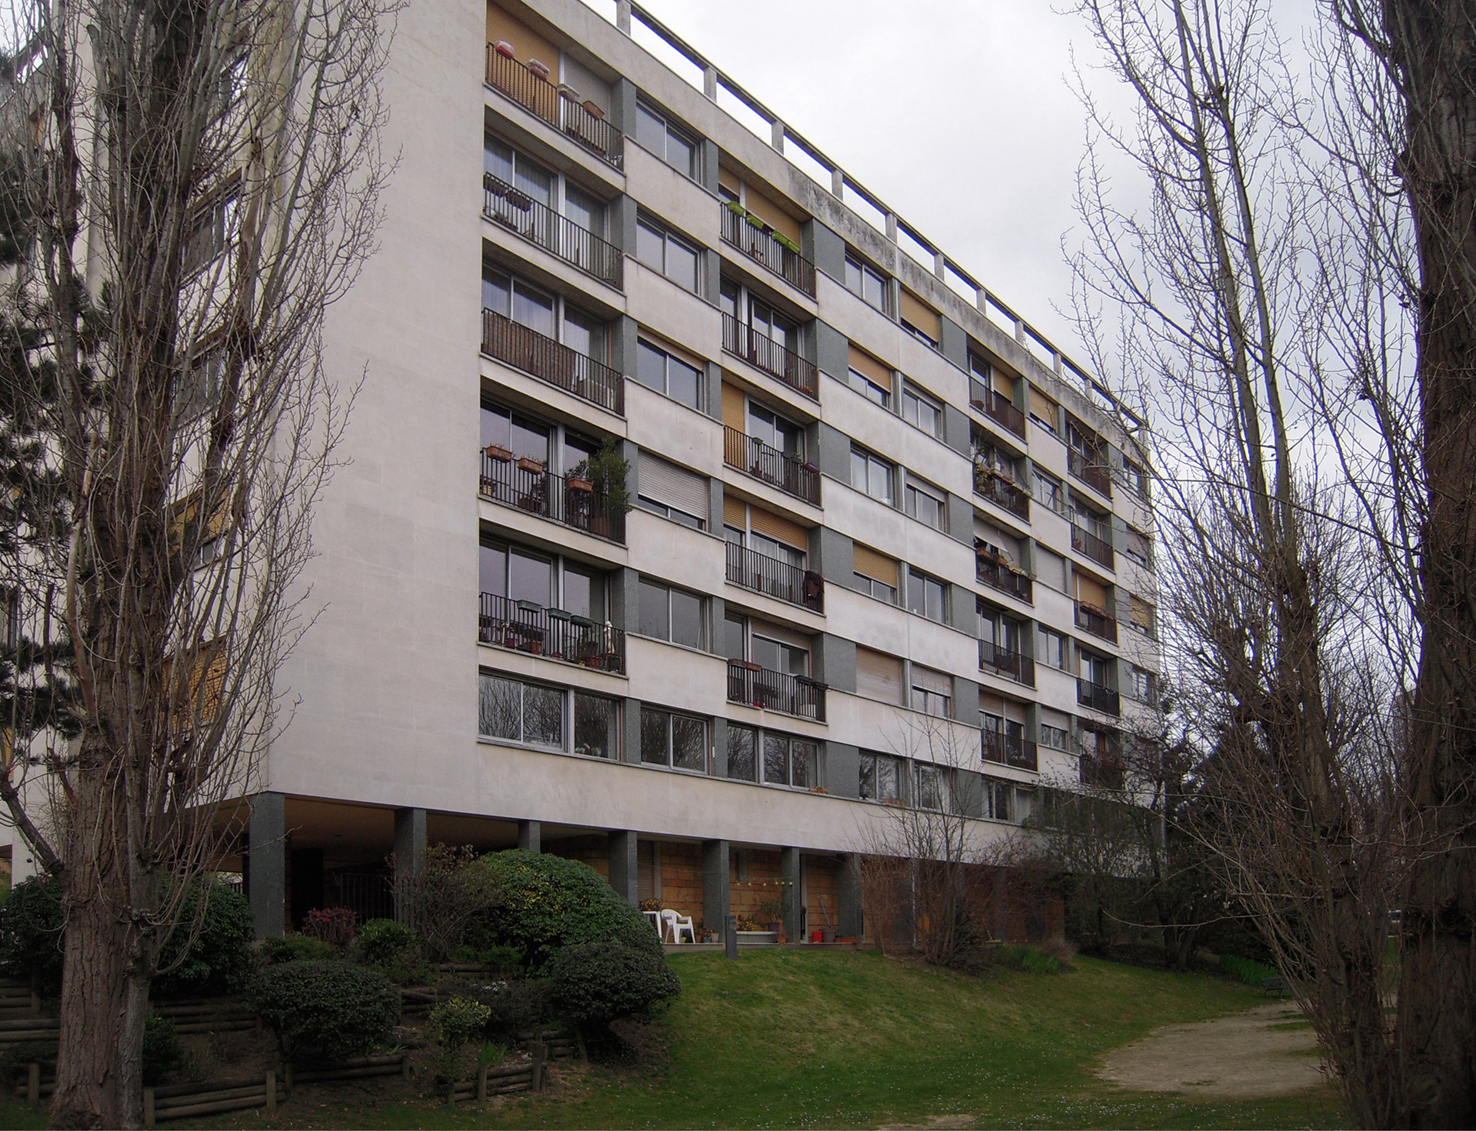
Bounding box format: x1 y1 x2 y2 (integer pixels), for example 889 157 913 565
1068 446 1114 499
483 174 623 290
479 592 625 673
484 46 624 169
725 541 823 611
975 553 1034 603
720 204 816 297
723 426 820 505
726 660 826 722
1071 522 1116 569
1077 679 1121 716
979 640 1036 687
481 309 624 416
721 312 818 399
1080 751 1126 789
973 466 1031 520
1075 602 1119 643
982 730 1039 772
972 388 1026 438
479 451 627 544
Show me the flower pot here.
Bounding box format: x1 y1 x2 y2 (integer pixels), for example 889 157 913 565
582 99 605 120
517 457 545 474
567 477 593 492
484 444 514 462
493 40 515 59
527 57 551 80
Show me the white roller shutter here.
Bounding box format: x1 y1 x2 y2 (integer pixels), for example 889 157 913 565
639 452 708 517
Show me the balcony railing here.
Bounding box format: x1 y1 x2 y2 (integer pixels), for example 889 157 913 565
1078 679 1121 716
721 312 818 399
479 592 625 673
726 541 823 612
979 640 1036 687
720 204 816 297
481 309 624 416
723 426 820 505
971 389 1026 438
727 660 826 722
479 450 627 544
484 46 624 169
973 466 1030 520
975 552 1034 603
1080 751 1126 789
484 174 623 290
982 730 1039 772
1075 602 1119 643
1068 447 1114 499
1071 522 1116 569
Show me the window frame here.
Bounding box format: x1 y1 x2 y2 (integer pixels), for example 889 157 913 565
904 474 947 532
640 705 710 773
906 567 947 623
847 366 891 406
844 252 892 314
858 751 903 803
636 576 706 650
849 444 895 505
477 670 569 752
634 101 702 180
1037 625 1070 671
635 213 703 295
635 337 704 409
901 381 944 438
1040 721 1069 750
853 571 898 604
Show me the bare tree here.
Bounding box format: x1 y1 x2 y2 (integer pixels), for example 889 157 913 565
0 0 394 1125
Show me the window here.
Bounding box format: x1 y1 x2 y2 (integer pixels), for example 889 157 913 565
1128 665 1157 702
635 215 702 294
746 295 798 354
973 434 1019 481
727 724 758 781
1037 626 1069 671
910 665 952 718
638 578 704 649
906 568 947 623
482 265 555 337
1125 527 1152 567
1040 722 1069 750
183 188 239 274
852 544 898 604
484 133 554 206
574 692 621 758
1122 458 1148 497
635 339 703 409
635 102 700 179
904 476 947 531
1129 595 1157 638
747 403 804 459
978 602 1024 653
763 733 819 787
850 446 894 504
853 571 897 602
856 647 904 704
899 291 941 348
0 589 16 650
1080 648 1111 688
847 345 892 406
179 349 225 420
859 752 902 802
848 367 890 405
641 707 708 771
915 764 946 811
478 672 565 750
1034 468 1064 513
901 382 943 437
751 633 810 677
1029 384 1058 434
845 253 890 313
985 780 1014 822
637 452 708 529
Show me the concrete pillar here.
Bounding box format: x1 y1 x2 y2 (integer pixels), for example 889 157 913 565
393 807 426 927
837 854 863 939
608 829 638 906
517 819 541 852
780 846 802 941
248 791 286 939
702 839 730 936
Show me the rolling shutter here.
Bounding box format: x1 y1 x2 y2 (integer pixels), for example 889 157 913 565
1074 570 1109 609
749 507 808 549
1130 596 1155 631
900 290 941 343
723 494 746 528
911 665 951 696
1126 527 1152 561
742 185 802 243
721 383 745 429
848 345 891 386
851 543 898 585
639 452 708 518
1029 384 1058 426
856 648 903 703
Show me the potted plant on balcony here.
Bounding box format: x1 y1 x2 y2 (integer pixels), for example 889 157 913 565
757 897 784 939
516 455 546 475
484 443 514 462
527 57 552 80
565 458 595 494
580 442 631 537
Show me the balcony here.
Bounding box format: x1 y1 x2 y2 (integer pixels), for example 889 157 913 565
721 312 818 400
1075 602 1119 643
1071 522 1115 570
484 46 623 170
975 551 1033 603
727 660 826 722
726 541 823 612
720 204 816 297
723 426 820 505
1080 750 1125 789
982 730 1039 772
979 640 1036 687
479 450 627 544
1077 679 1121 716
479 592 625 673
481 309 624 416
971 388 1026 438
973 466 1030 520
484 174 623 290
1068 447 1114 499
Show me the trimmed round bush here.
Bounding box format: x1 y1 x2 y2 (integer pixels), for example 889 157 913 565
154 880 255 997
250 960 401 1062
0 877 64 994
548 940 680 1028
258 934 339 966
469 851 663 971
354 918 415 966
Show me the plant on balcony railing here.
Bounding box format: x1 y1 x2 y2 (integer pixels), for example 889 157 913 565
973 464 1030 519
479 592 625 672
1071 522 1116 569
982 730 1039 771
726 660 826 722
1067 446 1114 499
481 309 624 415
979 639 1036 687
722 426 820 504
971 388 1026 438
975 548 1034 603
725 541 823 611
483 174 623 289
1077 679 1121 716
1075 602 1118 643
484 45 624 169
720 203 816 297
479 449 627 543
720 312 818 399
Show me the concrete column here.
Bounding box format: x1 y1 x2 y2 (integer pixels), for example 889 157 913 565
393 807 426 927
702 839 730 936
837 854 863 939
710 717 729 778
517 820 541 853
608 829 639 905
621 696 642 763
780 846 802 941
248 791 286 939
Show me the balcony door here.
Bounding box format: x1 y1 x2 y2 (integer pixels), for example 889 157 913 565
747 403 804 460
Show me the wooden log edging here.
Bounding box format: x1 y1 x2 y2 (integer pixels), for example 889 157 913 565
144 1071 278 1127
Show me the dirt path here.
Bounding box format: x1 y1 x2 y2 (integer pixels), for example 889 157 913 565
1097 1000 1325 1099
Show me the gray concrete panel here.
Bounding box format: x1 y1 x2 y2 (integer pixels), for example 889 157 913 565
816 421 852 483
702 838 730 932
608 829 639 905
807 218 847 285
943 403 972 458
814 319 849 383
517 819 541 852
609 77 638 134
952 675 981 727
825 742 861 799
710 717 729 778
814 633 856 694
622 696 642 764
248 792 286 939
946 493 974 546
837 854 863 938
940 315 968 373
812 526 854 587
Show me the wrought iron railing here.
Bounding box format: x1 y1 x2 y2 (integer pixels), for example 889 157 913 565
973 466 1031 519
1068 446 1114 498
484 46 624 169
720 204 816 297
979 640 1036 687
479 592 625 673
1075 602 1119 643
1071 522 1115 569
481 309 624 415
975 555 1034 603
972 388 1026 438
982 730 1039 772
1077 679 1121 715
723 426 820 505
483 174 623 290
725 541 823 611
726 660 826 722
479 451 627 543
721 312 818 399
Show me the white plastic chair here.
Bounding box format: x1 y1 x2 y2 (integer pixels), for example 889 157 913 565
660 908 696 944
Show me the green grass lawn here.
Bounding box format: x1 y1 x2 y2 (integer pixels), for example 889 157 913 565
0 950 1349 1129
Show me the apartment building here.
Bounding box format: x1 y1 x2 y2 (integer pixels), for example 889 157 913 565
5 0 1160 940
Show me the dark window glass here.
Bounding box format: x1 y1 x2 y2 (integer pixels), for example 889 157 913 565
728 725 757 781
638 579 669 639
574 693 618 758
672 715 706 771
478 674 521 741
636 219 665 272
523 684 564 748
641 707 669 765
763 734 788 785
671 589 703 649
668 355 701 408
